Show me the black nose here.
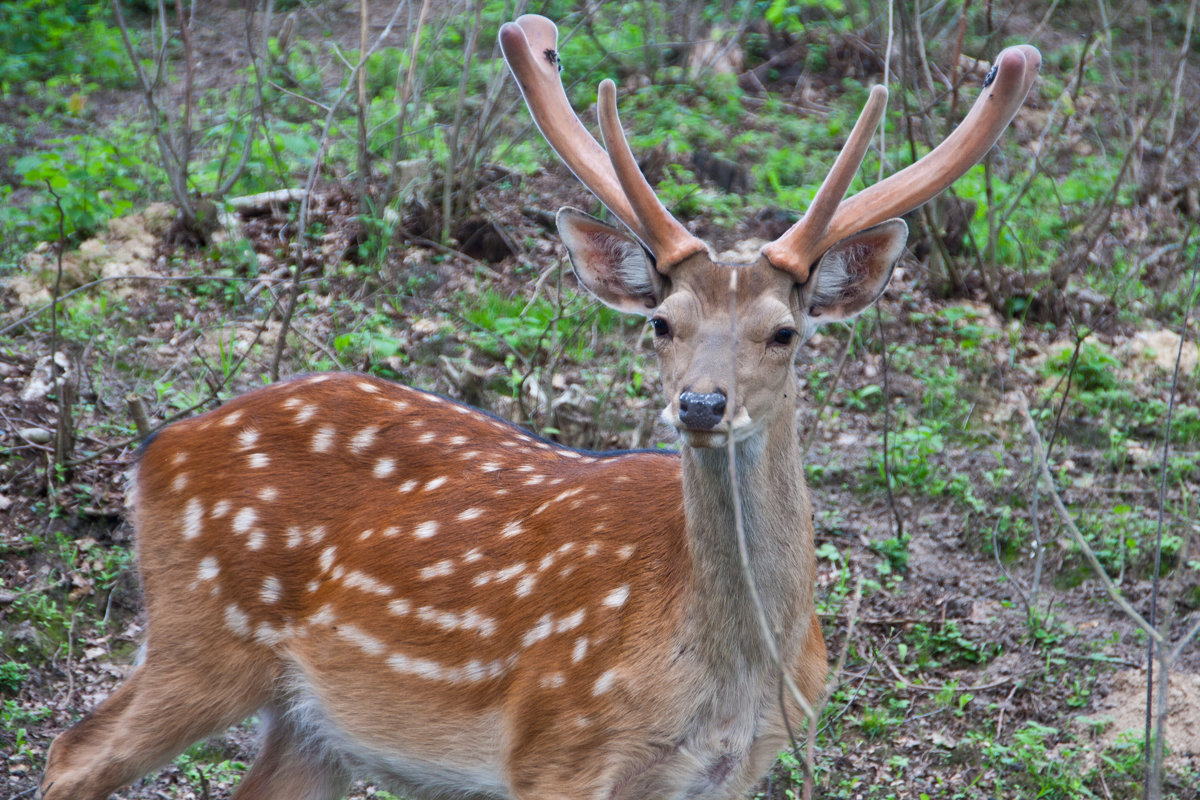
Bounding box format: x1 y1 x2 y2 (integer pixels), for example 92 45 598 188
678 390 727 430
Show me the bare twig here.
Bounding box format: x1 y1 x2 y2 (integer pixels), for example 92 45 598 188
804 577 864 800
65 290 284 469
386 0 432 200
1145 231 1199 797
0 273 277 338
1016 395 1162 645
442 0 483 242
270 2 407 380
1154 0 1198 195
723 270 819 729
875 307 903 539
800 321 858 457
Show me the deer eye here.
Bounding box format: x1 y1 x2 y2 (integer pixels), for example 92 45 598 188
650 317 671 338
771 327 798 346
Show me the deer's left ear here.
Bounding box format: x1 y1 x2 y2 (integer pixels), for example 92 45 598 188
801 219 907 323
557 207 664 314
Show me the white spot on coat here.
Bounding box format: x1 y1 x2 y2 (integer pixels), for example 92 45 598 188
515 574 537 598
416 606 497 636
593 669 617 696
539 672 566 689
556 608 585 633
182 498 204 540
413 521 439 539
338 623 385 656
374 457 396 478
387 652 450 682
248 453 271 469
232 507 258 535
343 570 393 596
254 623 284 647
197 556 219 582
224 604 251 637
418 559 454 580
350 426 379 453
388 598 411 616
521 613 554 647
237 428 259 449
311 426 335 452
309 604 336 626
260 575 282 604
319 546 337 573
602 585 630 608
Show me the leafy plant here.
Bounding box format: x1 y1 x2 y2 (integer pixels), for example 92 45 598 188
0 0 131 86
0 662 29 694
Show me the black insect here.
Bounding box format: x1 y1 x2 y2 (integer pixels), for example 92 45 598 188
983 63 998 88
544 48 562 72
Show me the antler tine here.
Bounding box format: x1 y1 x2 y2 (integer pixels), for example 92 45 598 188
765 44 1041 281
762 85 889 281
597 79 707 269
498 15 644 242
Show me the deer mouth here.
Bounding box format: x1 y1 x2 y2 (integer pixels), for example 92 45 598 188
666 406 756 449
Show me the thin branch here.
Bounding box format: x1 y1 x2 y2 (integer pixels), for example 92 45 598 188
1016 395 1162 644
1146 227 1199 794
875 307 903 539
800 320 857 457
1 274 280 338
724 270 819 730
270 1 407 380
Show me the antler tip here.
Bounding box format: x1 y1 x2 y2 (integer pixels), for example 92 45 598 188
498 21 524 48
993 44 1042 88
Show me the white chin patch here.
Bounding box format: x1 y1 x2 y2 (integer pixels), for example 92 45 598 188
679 429 729 449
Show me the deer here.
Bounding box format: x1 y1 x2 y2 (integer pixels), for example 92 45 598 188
40 14 1039 800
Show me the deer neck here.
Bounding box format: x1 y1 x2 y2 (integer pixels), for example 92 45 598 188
679 398 814 676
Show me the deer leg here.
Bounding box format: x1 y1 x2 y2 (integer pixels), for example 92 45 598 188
41 657 270 800
230 707 349 800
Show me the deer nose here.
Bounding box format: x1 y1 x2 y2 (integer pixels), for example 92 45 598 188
677 390 727 430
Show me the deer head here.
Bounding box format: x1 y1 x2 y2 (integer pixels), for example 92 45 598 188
500 15 1040 448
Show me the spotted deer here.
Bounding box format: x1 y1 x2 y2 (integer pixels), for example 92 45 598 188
41 15 1039 800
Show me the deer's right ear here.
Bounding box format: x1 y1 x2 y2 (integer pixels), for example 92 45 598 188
557 207 663 314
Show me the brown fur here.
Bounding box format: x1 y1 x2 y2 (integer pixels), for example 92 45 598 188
41 372 832 800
